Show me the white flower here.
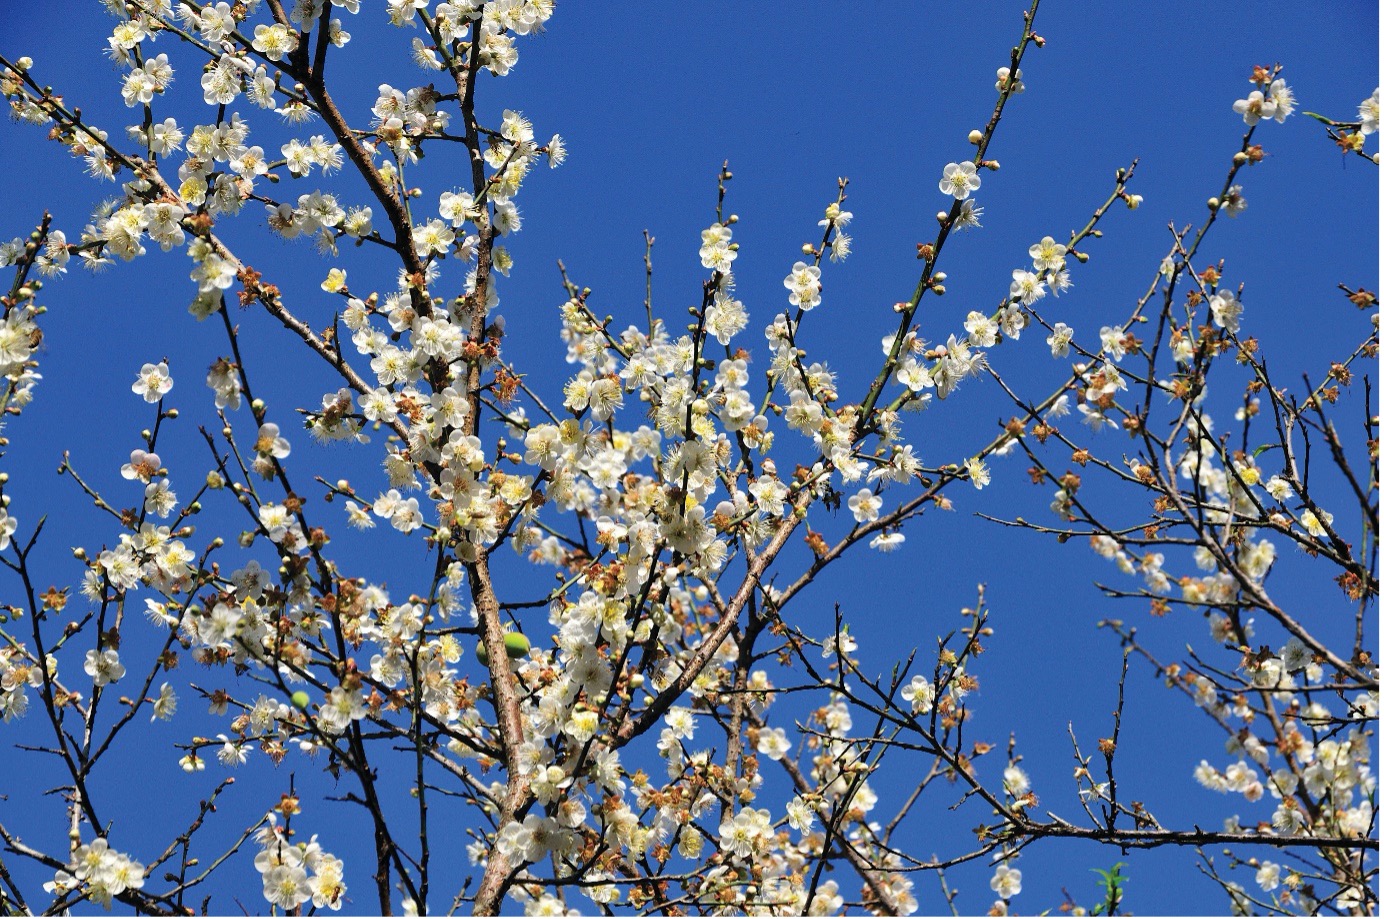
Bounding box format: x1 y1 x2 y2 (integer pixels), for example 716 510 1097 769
698 223 735 272
412 219 455 256
1264 475 1293 501
1359 88 1379 135
869 532 905 552
786 796 816 833
990 864 1022 900
263 864 311 910
1047 322 1073 358
955 198 984 229
1210 290 1243 333
995 67 1024 93
132 362 173 402
1219 184 1247 218
1232 90 1277 126
252 23 299 62
783 261 823 310
321 268 347 293
0 505 21 552
900 675 935 714
1266 79 1295 122
1009 269 1045 306
151 682 178 721
940 161 981 200
1029 235 1067 271
84 649 126 687
1256 862 1281 892
1300 508 1333 538
965 310 999 347
847 489 882 523
965 456 990 490
755 727 792 761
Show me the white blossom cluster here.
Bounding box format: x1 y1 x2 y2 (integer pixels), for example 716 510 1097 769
0 1 1375 915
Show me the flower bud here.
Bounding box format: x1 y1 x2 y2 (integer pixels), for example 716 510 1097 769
968 129 983 144
1207 197 1221 210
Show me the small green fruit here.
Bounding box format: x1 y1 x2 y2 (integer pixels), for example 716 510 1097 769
290 691 310 709
504 632 531 659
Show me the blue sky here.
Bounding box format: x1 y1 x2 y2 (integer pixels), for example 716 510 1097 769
0 1 1377 915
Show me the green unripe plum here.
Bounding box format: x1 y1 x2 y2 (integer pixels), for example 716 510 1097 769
504 632 530 659
477 633 531 665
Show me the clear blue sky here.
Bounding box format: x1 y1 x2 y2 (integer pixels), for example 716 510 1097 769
0 2 1377 915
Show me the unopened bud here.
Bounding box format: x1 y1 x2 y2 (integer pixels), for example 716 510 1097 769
1233 152 1248 164
800 243 815 255
936 211 949 224
1207 197 1221 210
967 129 983 144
